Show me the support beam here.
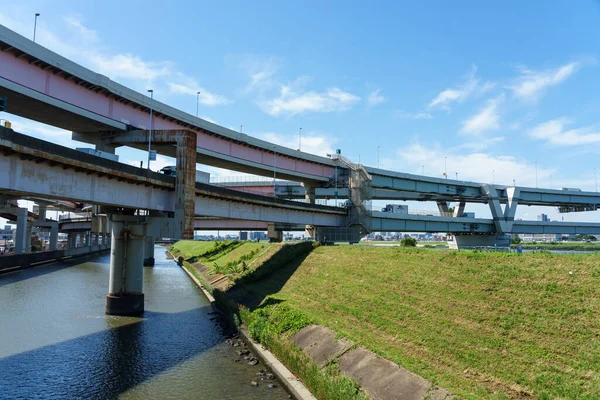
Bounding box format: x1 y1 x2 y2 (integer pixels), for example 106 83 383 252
106 214 145 316
303 183 316 238
453 202 466 218
49 223 58 250
482 185 520 234
436 201 450 217
14 207 29 254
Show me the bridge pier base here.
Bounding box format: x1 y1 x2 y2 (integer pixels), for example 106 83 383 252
303 183 316 238
449 234 510 250
143 237 155 266
106 215 145 316
267 223 283 242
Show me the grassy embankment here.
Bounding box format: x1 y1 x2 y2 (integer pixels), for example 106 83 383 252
171 241 600 398
243 247 600 399
170 240 368 399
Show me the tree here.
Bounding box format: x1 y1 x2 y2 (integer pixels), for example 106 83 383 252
401 237 417 247
511 236 522 245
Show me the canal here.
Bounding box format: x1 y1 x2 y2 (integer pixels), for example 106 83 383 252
0 247 290 399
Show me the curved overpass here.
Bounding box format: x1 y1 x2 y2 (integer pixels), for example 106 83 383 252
0 25 334 183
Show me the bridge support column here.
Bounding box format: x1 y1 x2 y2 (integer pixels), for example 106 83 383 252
174 133 196 240
482 185 520 234
67 233 75 249
453 202 466 218
437 201 451 217
303 183 316 238
267 223 283 243
106 215 145 316
49 223 58 251
14 207 29 254
143 236 155 266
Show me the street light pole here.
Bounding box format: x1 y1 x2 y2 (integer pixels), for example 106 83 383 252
240 125 243 133
455 172 458 180
444 157 447 179
147 89 154 170
298 127 302 151
33 13 40 42
492 169 495 184
422 165 424 175
196 91 201 117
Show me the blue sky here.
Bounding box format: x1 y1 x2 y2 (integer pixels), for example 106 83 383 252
2 0 600 223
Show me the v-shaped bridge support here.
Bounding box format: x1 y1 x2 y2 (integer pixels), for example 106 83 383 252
481 185 520 234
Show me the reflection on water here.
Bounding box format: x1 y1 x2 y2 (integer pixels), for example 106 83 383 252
0 247 290 399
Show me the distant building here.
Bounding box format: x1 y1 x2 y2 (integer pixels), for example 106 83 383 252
0 225 14 243
250 232 267 241
537 214 549 222
239 231 248 240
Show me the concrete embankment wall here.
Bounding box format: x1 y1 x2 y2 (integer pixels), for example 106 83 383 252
0 245 110 273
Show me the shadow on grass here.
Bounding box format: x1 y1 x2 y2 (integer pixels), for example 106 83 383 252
224 243 313 310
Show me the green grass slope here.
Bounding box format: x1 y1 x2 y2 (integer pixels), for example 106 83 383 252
261 247 600 399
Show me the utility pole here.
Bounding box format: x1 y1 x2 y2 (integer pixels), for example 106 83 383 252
196 91 201 117
147 89 154 170
33 13 40 42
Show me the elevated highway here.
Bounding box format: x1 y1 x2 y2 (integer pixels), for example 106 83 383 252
3 23 600 315
0 25 334 183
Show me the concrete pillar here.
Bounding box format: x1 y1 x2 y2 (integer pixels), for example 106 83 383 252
85 232 91 247
25 225 33 252
106 214 145 316
143 236 155 266
453 202 466 218
14 207 29 254
49 223 58 251
174 134 196 240
67 233 76 250
95 141 117 154
436 201 451 217
303 183 316 238
267 223 283 243
37 205 47 221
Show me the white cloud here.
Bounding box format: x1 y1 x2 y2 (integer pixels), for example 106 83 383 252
6 115 75 147
167 83 229 106
395 111 433 120
238 56 360 116
460 94 504 135
428 65 494 110
259 86 360 116
529 118 600 146
395 142 552 188
239 56 283 93
508 62 579 100
261 132 336 157
91 53 172 82
367 89 386 107
200 116 217 124
0 13 227 104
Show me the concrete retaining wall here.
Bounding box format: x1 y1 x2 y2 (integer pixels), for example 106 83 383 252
0 245 110 273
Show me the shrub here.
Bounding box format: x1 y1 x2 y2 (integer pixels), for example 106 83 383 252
401 237 417 247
